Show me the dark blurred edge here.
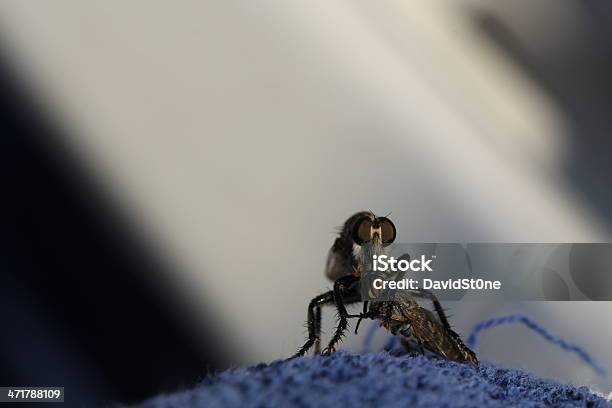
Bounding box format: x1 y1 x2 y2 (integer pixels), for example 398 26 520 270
469 2 612 230
0 49 231 406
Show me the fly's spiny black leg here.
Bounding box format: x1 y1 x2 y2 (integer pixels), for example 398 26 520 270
432 299 451 331
354 301 369 335
322 275 359 355
313 306 322 355
293 291 334 358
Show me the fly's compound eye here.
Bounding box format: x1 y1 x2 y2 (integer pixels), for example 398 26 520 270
352 217 372 245
378 217 396 245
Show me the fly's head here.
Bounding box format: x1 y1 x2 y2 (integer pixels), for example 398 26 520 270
346 211 396 273
325 211 396 281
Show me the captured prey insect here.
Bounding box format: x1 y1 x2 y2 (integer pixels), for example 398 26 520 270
293 211 478 364
363 298 478 364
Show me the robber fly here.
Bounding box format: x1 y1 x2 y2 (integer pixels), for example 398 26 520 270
293 211 478 364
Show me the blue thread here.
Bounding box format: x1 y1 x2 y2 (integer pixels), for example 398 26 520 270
384 335 401 352
361 313 605 376
361 322 401 353
468 314 606 375
362 321 379 353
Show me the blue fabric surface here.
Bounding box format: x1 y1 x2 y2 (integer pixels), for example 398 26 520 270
133 352 610 408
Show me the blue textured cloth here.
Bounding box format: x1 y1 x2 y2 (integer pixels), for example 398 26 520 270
133 352 610 407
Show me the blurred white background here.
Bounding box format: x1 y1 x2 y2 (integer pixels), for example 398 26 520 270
2 0 612 394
